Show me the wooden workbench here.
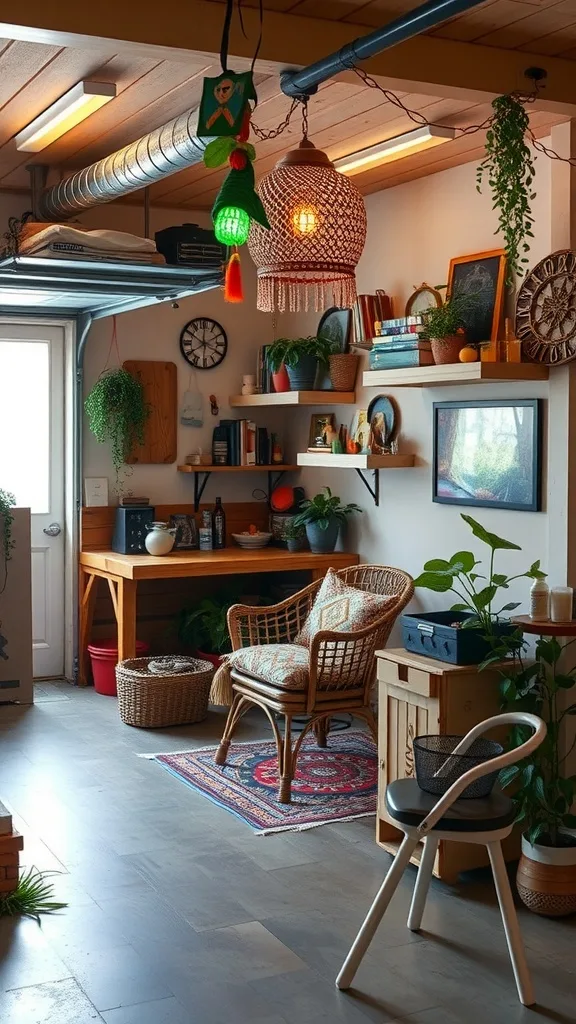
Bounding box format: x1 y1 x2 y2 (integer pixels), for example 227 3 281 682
79 547 359 685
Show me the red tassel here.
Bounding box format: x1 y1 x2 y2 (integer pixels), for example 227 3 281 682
225 251 244 303
229 148 248 170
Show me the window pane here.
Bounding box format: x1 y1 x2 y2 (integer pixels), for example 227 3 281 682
0 341 50 513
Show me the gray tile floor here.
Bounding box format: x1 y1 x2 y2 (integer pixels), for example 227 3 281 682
0 683 574 1023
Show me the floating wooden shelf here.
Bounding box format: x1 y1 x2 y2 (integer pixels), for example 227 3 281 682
363 362 549 388
178 464 298 510
229 391 356 407
178 464 298 473
297 452 415 506
297 453 414 469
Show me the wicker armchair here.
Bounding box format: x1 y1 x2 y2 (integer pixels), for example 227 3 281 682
215 565 414 803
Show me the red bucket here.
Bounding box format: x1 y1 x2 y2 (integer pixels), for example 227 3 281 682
88 639 149 696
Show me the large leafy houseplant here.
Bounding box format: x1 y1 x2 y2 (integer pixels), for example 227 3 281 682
177 596 233 656
84 368 149 486
477 93 535 282
0 488 16 594
266 336 333 372
414 513 545 636
293 486 362 554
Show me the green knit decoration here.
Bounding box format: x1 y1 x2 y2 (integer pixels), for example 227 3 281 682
212 162 270 232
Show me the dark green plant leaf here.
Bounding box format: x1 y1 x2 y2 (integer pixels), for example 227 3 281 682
449 551 475 573
499 764 520 788
423 558 452 571
555 674 576 689
498 602 521 612
460 513 521 551
492 574 509 586
472 585 497 610
413 572 454 593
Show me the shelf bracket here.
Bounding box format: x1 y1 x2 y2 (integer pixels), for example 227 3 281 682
355 467 380 506
267 469 287 503
193 471 211 512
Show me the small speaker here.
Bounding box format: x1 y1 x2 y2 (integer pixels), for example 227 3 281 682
111 507 155 554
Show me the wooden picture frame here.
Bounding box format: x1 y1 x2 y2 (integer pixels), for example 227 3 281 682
447 249 506 345
308 413 336 451
169 513 198 550
433 399 542 512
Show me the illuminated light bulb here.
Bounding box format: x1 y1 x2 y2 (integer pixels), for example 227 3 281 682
292 205 318 236
214 206 250 246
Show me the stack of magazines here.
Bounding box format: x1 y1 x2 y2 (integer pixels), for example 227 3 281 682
369 316 433 370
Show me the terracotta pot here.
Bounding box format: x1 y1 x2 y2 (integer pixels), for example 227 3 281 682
272 365 290 392
329 353 359 391
517 834 576 917
430 335 465 365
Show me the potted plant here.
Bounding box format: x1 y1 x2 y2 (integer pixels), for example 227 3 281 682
413 514 546 663
0 489 15 595
177 595 233 668
283 518 307 553
292 487 362 554
421 291 477 365
84 368 149 492
267 336 333 391
481 629 576 917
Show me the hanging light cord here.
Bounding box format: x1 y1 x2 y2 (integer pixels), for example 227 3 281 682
250 70 576 167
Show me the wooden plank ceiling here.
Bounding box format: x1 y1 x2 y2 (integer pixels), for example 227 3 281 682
0 1 573 210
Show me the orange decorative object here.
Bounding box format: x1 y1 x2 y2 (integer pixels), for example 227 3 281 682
459 346 478 363
249 523 257 535
248 139 367 313
224 251 244 303
229 148 248 170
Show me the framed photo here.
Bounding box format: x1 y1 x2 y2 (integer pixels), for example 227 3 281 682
308 413 336 451
447 249 506 344
84 477 109 507
169 513 198 549
347 409 370 453
367 395 399 453
433 399 542 512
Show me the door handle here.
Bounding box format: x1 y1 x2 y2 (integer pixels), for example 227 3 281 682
43 523 62 537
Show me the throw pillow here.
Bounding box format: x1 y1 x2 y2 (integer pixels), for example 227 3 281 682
295 568 394 647
227 643 309 690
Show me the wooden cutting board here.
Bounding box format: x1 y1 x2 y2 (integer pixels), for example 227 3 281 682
124 360 177 464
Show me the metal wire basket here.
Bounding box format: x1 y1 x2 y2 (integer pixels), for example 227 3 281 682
413 734 504 799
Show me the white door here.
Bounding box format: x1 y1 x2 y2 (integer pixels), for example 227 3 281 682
0 323 65 677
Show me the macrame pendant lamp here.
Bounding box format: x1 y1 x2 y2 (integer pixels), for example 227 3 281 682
248 138 367 313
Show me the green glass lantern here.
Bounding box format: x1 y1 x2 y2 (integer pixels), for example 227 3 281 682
214 205 250 246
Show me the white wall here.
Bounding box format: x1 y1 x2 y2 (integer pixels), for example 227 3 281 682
78 205 286 504
285 151 553 615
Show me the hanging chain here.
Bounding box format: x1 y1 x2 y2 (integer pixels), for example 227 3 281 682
251 97 299 140
301 98 309 141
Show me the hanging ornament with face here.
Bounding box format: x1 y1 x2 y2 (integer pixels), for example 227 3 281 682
198 71 257 138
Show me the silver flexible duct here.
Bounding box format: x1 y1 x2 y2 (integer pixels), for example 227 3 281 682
39 108 208 220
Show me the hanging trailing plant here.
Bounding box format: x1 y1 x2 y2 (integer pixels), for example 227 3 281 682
0 488 15 594
84 369 149 483
477 94 536 283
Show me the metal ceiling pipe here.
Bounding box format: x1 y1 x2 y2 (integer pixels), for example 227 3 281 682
280 0 489 98
39 109 209 220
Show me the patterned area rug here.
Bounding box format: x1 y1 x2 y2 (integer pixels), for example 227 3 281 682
142 729 377 834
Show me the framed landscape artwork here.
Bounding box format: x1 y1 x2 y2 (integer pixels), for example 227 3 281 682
433 399 542 512
447 249 506 344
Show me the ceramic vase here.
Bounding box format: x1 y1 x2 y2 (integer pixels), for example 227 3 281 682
305 518 340 554
145 522 176 556
286 354 318 391
272 365 290 393
430 335 466 365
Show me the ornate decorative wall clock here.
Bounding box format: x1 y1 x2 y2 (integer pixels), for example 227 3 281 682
179 318 228 369
515 250 576 364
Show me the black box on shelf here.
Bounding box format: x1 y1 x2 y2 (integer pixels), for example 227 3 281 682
155 223 226 268
112 506 155 554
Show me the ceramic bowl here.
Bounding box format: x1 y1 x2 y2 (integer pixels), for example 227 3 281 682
232 532 272 550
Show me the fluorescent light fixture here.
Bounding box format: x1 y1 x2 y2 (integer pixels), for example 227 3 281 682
15 82 116 153
333 125 455 175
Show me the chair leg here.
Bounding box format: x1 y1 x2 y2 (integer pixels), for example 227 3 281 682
279 714 294 804
336 833 418 991
314 717 328 749
215 694 246 766
407 835 438 931
487 840 535 1007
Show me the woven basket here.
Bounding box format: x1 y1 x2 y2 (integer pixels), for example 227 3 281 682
115 656 214 728
329 353 359 391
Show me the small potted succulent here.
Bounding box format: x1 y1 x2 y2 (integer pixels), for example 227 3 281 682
292 487 362 554
283 518 307 553
421 291 477 365
267 336 333 391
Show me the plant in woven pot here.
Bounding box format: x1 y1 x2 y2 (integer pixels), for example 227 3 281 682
329 351 359 392
266 336 332 391
480 630 576 917
292 487 362 554
420 291 478 365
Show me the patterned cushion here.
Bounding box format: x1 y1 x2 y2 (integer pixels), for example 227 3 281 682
228 643 309 690
296 568 394 647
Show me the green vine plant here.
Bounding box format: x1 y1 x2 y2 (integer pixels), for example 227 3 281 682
84 369 149 493
0 488 16 594
477 94 536 283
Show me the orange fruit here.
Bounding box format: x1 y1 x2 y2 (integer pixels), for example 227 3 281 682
459 346 478 363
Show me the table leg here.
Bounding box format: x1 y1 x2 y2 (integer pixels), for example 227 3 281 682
79 568 97 686
117 578 137 663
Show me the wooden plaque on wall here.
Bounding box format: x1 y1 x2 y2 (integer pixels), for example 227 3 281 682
123 360 177 464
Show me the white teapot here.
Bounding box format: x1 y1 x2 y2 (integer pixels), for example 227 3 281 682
145 521 176 556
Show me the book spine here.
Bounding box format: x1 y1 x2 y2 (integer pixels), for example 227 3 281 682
372 340 432 353
240 419 247 466
369 349 434 370
246 421 256 465
372 332 423 344
375 324 423 337
378 315 424 329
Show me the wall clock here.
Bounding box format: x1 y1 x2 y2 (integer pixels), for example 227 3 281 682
179 318 228 369
516 250 576 365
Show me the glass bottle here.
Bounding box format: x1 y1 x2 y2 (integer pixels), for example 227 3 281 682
212 497 226 550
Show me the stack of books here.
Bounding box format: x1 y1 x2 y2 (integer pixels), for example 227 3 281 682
256 345 272 394
218 419 274 465
352 291 393 348
369 315 433 370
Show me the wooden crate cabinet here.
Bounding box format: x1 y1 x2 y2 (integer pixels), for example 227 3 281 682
376 648 518 883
